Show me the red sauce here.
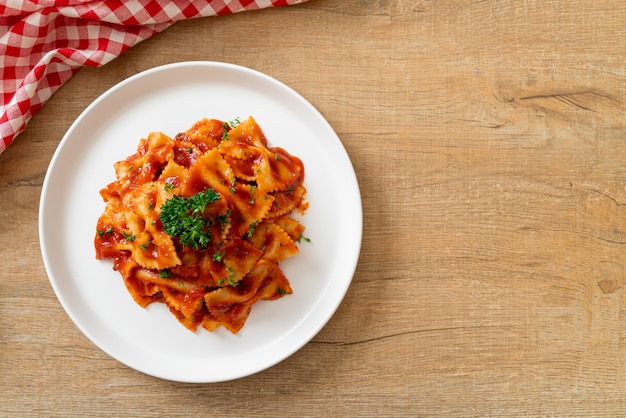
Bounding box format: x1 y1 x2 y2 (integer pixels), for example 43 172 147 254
94 116 307 334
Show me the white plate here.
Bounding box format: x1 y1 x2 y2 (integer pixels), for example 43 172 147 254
39 62 362 383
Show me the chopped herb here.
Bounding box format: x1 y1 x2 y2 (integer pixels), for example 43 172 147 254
297 234 311 243
247 220 259 237
97 227 114 237
229 178 236 194
164 182 175 191
159 269 172 278
159 189 220 249
221 117 241 141
228 279 239 287
226 266 235 278
274 153 280 161
121 231 135 242
178 281 184 287
212 251 225 262
250 185 256 194
139 241 149 250
249 198 255 205
218 278 226 286
276 287 290 295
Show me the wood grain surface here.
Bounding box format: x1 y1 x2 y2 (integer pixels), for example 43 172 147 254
2 1 626 416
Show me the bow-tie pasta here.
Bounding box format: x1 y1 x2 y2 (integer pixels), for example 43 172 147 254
95 117 308 334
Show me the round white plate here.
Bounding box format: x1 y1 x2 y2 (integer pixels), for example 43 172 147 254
39 61 362 383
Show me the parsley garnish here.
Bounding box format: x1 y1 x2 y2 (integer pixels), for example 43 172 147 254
297 234 311 243
221 117 241 141
276 287 290 295
98 227 113 237
159 269 171 278
247 220 259 237
121 231 135 242
212 251 225 262
159 189 220 249
97 227 114 237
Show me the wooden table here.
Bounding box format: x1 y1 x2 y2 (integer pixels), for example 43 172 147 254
2 1 626 416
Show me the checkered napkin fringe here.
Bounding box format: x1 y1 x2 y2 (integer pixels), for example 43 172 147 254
0 0 307 155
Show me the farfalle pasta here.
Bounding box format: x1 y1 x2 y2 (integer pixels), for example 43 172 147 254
95 117 308 334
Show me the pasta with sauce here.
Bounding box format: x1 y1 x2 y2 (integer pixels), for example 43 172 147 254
94 116 308 334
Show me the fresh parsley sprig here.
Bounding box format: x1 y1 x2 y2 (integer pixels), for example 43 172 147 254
159 189 220 249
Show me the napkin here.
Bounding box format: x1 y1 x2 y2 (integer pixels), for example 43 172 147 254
0 0 308 155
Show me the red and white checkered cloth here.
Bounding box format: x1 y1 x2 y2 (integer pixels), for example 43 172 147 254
0 0 308 155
